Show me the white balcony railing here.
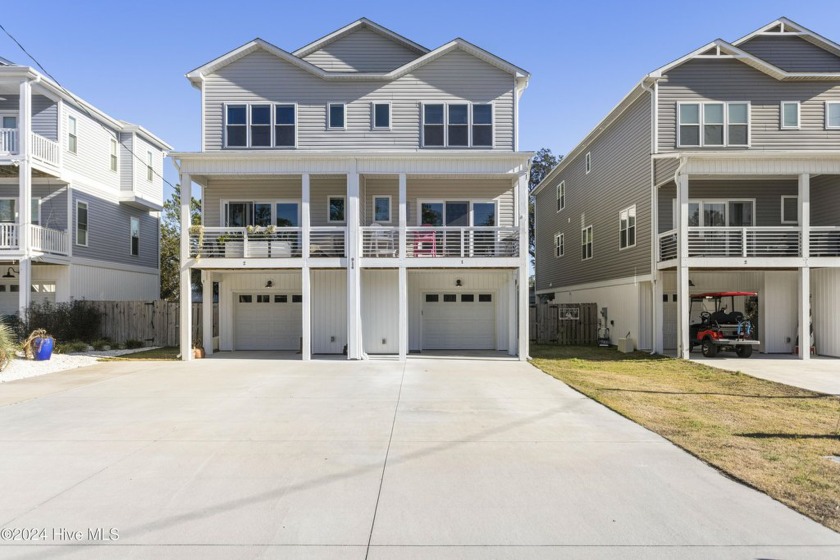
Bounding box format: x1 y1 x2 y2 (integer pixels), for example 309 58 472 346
404 226 519 258
658 229 677 261
309 226 346 257
30 132 60 166
30 225 69 255
190 227 303 258
0 224 19 249
0 128 18 154
659 226 802 260
361 226 399 257
811 227 840 257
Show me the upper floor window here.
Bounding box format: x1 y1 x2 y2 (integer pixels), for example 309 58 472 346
146 151 153 182
328 195 346 222
76 201 88 247
678 102 749 147
422 103 494 148
109 138 118 172
373 195 391 223
68 116 77 154
225 105 247 147
585 152 592 174
226 103 297 148
781 101 800 130
328 103 346 129
556 181 565 212
619 205 636 250
130 216 140 256
275 104 296 147
250 105 271 147
372 102 390 129
581 225 593 260
554 233 564 257
826 102 840 130
781 196 799 224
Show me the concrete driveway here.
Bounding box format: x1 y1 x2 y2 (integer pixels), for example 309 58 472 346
692 353 840 395
0 355 838 559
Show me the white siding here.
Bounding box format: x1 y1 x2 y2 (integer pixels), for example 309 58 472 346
638 281 653 351
553 280 641 348
302 27 421 72
812 268 840 358
408 269 510 352
63 105 121 191
361 269 398 354
311 269 347 354
761 271 798 354
132 135 164 206
69 264 159 301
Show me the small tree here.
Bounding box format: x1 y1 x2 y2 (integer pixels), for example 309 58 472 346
160 184 201 301
528 148 562 266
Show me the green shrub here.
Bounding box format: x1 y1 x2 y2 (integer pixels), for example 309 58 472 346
91 339 112 351
58 340 91 354
20 300 103 343
124 339 144 349
0 322 16 370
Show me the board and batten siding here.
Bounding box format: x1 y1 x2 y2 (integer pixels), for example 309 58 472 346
311 269 347 354
739 35 840 73
203 48 515 151
302 27 420 72
656 179 798 232
535 93 652 291
69 263 158 302
72 191 159 270
361 269 398 354
657 59 840 152
812 268 840 358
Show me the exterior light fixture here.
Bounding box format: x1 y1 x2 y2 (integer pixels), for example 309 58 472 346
455 279 462 287
265 280 273 288
2 267 17 278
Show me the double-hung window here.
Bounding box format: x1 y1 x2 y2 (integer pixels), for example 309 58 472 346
781 101 800 129
423 104 445 146
556 181 565 212
728 103 749 145
554 233 564 257
619 205 636 249
328 103 345 129
372 102 390 129
423 103 494 147
275 104 296 147
130 217 140 256
678 102 750 147
68 116 78 153
76 201 88 247
250 105 271 147
225 105 247 147
703 103 724 146
581 225 593 260
447 104 469 146
109 138 118 172
472 104 492 147
826 102 840 129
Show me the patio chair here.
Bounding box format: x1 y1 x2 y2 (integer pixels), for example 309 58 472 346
413 224 437 257
368 222 396 257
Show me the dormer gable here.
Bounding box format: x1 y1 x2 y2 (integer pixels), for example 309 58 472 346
734 18 840 73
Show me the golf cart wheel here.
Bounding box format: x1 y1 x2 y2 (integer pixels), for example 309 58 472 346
701 338 718 357
736 345 753 358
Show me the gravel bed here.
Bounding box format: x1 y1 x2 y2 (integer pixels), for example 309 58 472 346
0 347 161 383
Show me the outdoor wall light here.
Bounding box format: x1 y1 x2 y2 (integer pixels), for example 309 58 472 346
2 267 18 278
265 280 273 288
455 279 462 287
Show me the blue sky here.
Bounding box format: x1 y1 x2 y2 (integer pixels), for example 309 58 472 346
2 0 839 195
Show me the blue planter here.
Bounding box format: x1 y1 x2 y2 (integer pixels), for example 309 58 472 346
33 337 54 361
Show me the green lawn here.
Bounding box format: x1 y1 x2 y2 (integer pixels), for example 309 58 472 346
99 347 180 361
530 344 840 533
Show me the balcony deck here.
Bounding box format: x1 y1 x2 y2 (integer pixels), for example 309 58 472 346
0 129 60 169
0 224 70 256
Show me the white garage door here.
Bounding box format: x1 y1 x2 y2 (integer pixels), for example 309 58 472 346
422 293 495 350
234 293 301 351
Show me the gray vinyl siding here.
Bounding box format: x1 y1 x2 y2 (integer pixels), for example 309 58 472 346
132 134 164 202
72 191 158 269
654 158 678 186
658 59 840 152
301 28 420 72
739 36 840 72
535 94 652 291
361 176 398 224
657 179 798 232
811 175 840 227
119 132 134 191
0 185 67 231
204 49 515 151
0 95 57 141
405 177 515 227
310 175 347 225
63 104 122 190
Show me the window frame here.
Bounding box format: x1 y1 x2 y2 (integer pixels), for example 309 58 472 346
328 195 346 223
221 199 301 228
781 195 799 225
826 101 840 130
372 195 392 224
327 102 346 130
554 232 564 258
76 200 88 247
447 103 470 147
585 152 592 174
416 199 498 228
619 205 636 250
129 216 140 256
223 103 248 148
780 101 801 130
109 138 118 172
421 102 445 147
677 101 751 148
371 102 391 130
556 181 565 212
146 150 153 182
274 103 297 148
249 104 273 148
471 103 494 148
421 102 494 148
581 225 593 261
67 115 77 154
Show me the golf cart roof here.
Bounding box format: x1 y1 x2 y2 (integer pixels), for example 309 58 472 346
691 291 758 299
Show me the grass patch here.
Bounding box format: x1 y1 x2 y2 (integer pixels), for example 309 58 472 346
99 347 179 361
530 345 840 532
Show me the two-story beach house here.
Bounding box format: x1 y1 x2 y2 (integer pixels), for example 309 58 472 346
0 57 170 316
172 19 531 360
534 18 840 359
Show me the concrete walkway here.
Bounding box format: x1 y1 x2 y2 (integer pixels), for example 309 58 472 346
692 353 840 395
0 356 837 559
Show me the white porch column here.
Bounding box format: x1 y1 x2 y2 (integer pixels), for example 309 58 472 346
346 172 362 359
18 79 33 316
798 267 811 360
398 266 407 361
301 173 310 259
508 270 517 356
398 173 407 258
517 172 529 360
302 268 311 361
179 173 193 361
799 173 810 259
653 273 664 354
676 173 690 359
201 271 213 356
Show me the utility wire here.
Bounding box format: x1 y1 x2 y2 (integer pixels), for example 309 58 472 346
0 21 178 191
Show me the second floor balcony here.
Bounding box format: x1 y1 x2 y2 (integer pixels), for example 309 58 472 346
0 223 70 256
0 128 60 167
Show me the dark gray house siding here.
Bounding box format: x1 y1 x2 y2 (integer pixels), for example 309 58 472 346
739 35 840 72
536 94 652 291
811 175 840 227
657 59 840 152
72 191 158 269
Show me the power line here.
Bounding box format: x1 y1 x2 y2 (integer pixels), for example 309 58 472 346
0 21 178 191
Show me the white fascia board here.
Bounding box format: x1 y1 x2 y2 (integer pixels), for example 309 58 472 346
732 17 840 58
119 124 172 151
292 18 429 57
386 39 530 81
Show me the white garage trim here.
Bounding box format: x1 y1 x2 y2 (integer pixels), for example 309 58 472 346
233 290 302 351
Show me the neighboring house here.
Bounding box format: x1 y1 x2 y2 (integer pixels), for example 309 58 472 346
172 18 531 360
534 18 840 359
0 58 170 316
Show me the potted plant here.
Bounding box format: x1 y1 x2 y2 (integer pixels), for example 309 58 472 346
23 328 55 361
189 225 205 259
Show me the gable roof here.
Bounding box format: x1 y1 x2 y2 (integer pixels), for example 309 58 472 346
732 17 840 58
293 18 429 58
186 20 529 87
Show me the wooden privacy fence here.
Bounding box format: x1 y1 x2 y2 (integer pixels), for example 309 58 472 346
86 300 218 348
530 302 598 345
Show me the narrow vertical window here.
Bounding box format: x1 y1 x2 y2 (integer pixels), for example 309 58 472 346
130 216 140 256
556 181 565 212
328 103 345 129
781 101 800 130
146 151 153 181
68 116 77 153
225 105 247 147
447 104 469 146
581 225 593 260
76 201 88 247
373 196 391 223
472 104 493 147
781 196 799 224
703 103 724 146
423 104 444 146
554 233 564 257
727 103 749 146
275 104 296 147
678 103 700 147
372 102 390 129
585 152 592 174
328 196 346 223
110 138 118 172
250 105 271 147
619 205 636 249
